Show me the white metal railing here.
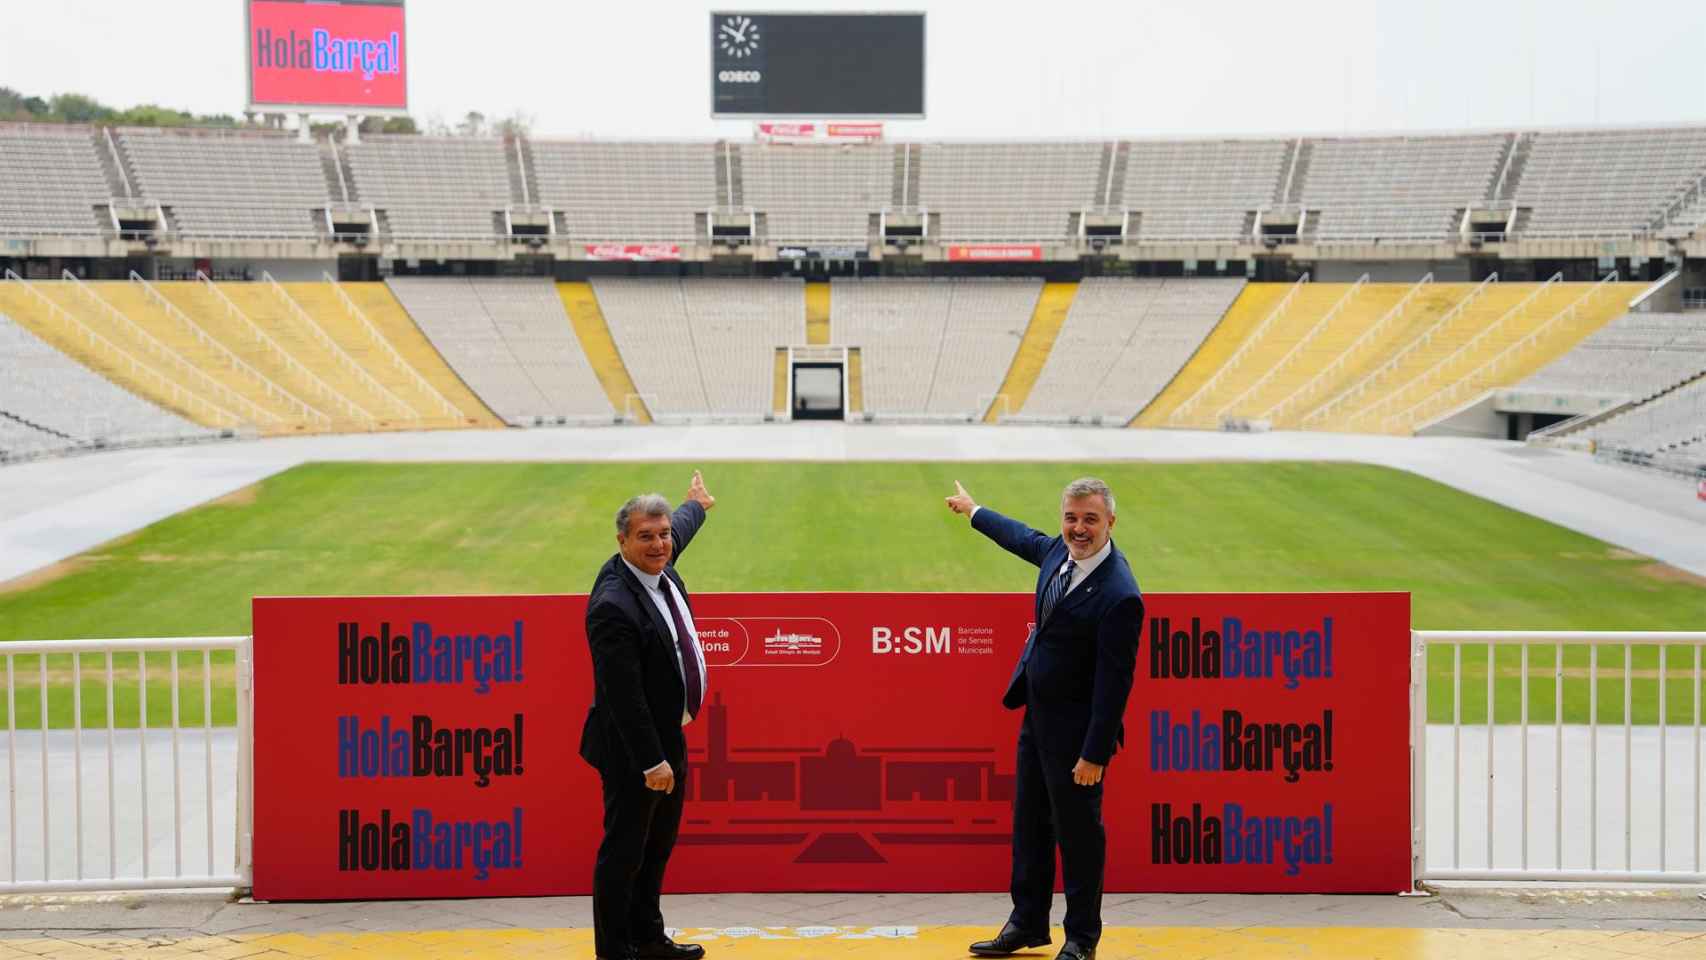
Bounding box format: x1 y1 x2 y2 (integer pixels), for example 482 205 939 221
1346 273 1563 432
0 636 251 893
1213 273 1367 422
1390 272 1620 432
1415 630 1706 884
259 272 418 423
1303 274 1498 428
1167 272 1310 426
1265 272 1433 425
1 271 248 429
320 274 466 423
193 272 369 426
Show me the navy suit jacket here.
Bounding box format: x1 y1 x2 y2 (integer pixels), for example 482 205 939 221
972 506 1143 766
578 500 707 775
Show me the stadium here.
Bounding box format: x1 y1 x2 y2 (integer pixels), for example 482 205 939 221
1 1 1705 958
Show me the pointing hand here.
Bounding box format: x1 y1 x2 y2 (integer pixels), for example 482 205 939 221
945 480 977 517
687 470 715 511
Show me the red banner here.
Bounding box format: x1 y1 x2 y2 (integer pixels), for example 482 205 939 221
826 123 884 142
947 244 1044 262
756 123 817 144
584 243 683 261
248 1 407 112
1697 479 1705 502
253 592 1410 900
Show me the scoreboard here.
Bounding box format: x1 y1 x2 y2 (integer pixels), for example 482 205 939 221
711 12 925 118
247 0 408 115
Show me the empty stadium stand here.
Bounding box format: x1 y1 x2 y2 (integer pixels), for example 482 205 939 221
386 278 612 424
530 141 714 243
830 279 1038 419
555 282 652 423
0 275 290 431
740 143 892 245
1022 278 1245 423
1518 311 1706 404
1125 140 1287 242
592 278 804 420
346 136 512 240
116 127 329 239
1300 135 1507 243
0 308 207 458
986 281 1076 422
917 143 1101 242
7 120 1706 253
280 281 499 428
1587 373 1706 456
1515 127 1706 238
0 123 112 237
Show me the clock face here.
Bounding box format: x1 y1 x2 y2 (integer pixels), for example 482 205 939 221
717 15 761 59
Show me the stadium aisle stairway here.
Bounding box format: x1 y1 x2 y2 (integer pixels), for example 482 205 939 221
281 282 498 429
1214 282 1408 423
1133 282 1290 426
1160 282 1350 428
556 282 652 424
76 282 312 430
1272 282 1475 428
986 281 1076 422
772 347 789 416
805 282 832 345
216 283 417 430
332 282 501 427
847 347 865 414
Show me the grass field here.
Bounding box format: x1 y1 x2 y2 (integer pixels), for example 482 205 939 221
0 460 1701 728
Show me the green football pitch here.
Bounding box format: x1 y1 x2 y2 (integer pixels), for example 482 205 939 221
0 460 1701 728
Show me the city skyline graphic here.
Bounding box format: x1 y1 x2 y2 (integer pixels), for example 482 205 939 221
680 694 1014 863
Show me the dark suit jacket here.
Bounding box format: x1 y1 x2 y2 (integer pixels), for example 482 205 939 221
579 500 707 775
972 506 1143 766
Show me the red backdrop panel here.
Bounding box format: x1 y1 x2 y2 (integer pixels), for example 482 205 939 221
252 591 1410 900
249 1 407 111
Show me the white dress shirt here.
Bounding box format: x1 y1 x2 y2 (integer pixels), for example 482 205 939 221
970 506 1112 597
1051 537 1112 595
622 558 708 776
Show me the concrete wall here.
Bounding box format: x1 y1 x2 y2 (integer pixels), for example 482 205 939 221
1312 259 1473 283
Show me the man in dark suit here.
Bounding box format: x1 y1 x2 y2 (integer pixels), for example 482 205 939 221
581 472 716 960
947 477 1142 960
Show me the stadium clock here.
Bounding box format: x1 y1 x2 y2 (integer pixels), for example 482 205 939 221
718 15 760 59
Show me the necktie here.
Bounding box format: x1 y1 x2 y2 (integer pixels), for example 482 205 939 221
659 577 704 719
1039 559 1076 624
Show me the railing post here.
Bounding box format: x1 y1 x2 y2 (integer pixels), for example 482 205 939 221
236 637 254 886
1410 629 1428 890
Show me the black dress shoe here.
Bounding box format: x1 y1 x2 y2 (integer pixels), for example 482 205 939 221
632 937 705 960
1055 941 1094 960
969 921 1051 956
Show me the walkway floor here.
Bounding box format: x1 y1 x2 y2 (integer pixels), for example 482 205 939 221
0 888 1703 958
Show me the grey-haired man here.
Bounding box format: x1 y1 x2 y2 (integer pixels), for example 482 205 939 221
947 476 1143 960
580 472 716 960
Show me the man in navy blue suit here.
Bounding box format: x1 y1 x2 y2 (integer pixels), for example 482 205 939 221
947 477 1142 960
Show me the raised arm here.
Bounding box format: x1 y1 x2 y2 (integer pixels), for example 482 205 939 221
668 470 716 563
946 481 1054 568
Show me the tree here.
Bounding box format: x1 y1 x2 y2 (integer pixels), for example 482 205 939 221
48 93 113 124
456 111 487 138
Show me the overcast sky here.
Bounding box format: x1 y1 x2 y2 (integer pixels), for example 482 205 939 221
6 0 1706 138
